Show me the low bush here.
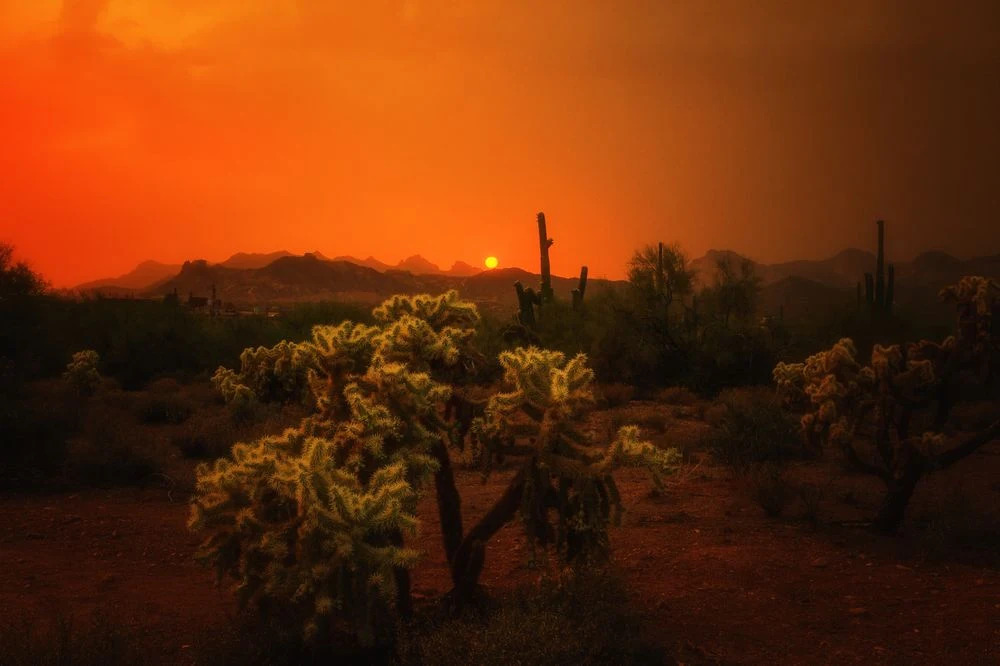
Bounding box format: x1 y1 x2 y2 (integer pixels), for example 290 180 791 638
748 463 793 518
596 382 635 408
0 381 81 485
656 386 698 406
397 569 664 666
703 388 802 473
133 393 194 425
0 610 144 666
63 349 102 396
65 402 163 486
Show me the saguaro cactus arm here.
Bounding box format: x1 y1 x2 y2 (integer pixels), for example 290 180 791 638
537 212 554 302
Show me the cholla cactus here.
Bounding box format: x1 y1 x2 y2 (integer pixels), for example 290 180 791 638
191 291 479 644
212 340 311 406
193 290 684 638
773 276 1000 532
190 430 430 645
64 349 101 396
452 347 680 599
774 338 876 451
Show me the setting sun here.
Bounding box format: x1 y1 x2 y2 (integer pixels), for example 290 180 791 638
484 256 499 269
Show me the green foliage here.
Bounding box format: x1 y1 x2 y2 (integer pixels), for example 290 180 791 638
5 295 368 390
704 255 761 328
627 241 694 309
703 388 802 473
190 290 480 645
63 349 102 396
470 347 681 564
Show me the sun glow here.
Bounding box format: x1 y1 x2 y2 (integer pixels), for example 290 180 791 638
484 256 498 269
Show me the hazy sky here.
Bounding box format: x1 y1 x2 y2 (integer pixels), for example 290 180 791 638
2 1 999 286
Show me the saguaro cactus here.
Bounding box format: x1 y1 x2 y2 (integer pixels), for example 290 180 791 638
572 265 588 311
862 219 895 314
537 212 554 302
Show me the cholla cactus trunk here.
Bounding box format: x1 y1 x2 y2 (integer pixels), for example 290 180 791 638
450 347 680 603
537 212 554 302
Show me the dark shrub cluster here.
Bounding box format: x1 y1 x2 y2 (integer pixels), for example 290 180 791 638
703 388 802 473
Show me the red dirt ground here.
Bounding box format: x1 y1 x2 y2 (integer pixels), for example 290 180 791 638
2 408 999 665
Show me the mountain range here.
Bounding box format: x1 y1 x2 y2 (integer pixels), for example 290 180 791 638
134 255 615 311
69 247 999 315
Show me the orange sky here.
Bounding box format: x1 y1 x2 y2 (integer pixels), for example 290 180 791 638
2 1 999 287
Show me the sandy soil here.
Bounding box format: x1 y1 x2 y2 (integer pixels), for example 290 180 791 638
2 406 999 665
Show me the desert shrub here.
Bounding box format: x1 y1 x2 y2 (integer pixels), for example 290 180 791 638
0 380 81 485
656 386 698 406
634 409 671 434
171 409 239 459
683 323 780 393
0 610 143 666
773 277 1000 532
796 481 825 526
65 401 162 486
398 569 663 666
144 376 183 394
703 388 801 473
748 463 793 517
63 349 101 396
596 382 635 408
915 488 1000 566
133 392 194 424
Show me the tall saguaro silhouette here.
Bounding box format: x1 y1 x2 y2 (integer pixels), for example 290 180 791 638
537 212 554 303
860 219 895 315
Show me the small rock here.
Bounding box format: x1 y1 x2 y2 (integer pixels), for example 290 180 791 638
811 557 830 568
849 607 870 616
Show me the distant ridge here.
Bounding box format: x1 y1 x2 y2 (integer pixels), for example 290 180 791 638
219 251 294 270
74 260 182 292
73 246 999 304
689 247 996 290
147 255 622 307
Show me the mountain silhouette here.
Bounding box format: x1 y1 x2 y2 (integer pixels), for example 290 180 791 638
219 251 294 270
73 260 182 292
